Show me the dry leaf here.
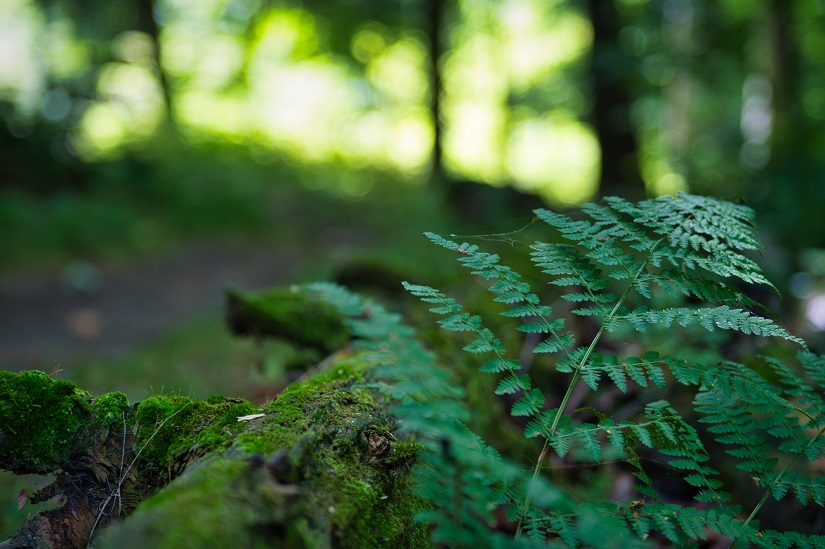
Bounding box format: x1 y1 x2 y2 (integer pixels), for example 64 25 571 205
17 489 28 509
237 413 265 422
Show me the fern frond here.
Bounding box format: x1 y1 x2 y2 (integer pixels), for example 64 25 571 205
547 514 577 547
625 502 754 546
424 234 577 361
305 282 578 547
695 382 774 480
759 530 825 549
652 269 763 309
403 281 556 438
799 351 825 394
644 400 729 503
530 242 609 291
765 355 825 423
616 305 805 345
397 194 819 546
607 193 758 251
533 208 637 268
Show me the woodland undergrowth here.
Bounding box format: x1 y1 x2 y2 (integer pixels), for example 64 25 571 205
306 193 825 548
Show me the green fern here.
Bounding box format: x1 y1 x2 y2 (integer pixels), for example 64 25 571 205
303 282 576 548
400 193 823 547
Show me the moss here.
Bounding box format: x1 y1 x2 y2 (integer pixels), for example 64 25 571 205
244 353 428 546
104 352 429 547
317 442 429 548
0 370 91 473
92 391 130 425
235 355 373 457
225 286 350 353
133 394 259 481
98 458 289 549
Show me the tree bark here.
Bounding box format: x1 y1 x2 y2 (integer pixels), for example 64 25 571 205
427 0 444 181
586 0 645 200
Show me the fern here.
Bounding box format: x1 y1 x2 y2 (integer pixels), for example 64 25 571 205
400 193 824 547
303 282 578 547
297 193 823 547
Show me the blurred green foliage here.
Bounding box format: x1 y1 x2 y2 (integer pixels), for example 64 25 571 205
2 0 825 266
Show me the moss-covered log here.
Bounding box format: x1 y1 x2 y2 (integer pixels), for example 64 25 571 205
0 354 427 548
224 286 350 354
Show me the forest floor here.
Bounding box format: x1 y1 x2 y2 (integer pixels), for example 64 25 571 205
0 240 298 370
0 178 453 397
0 228 381 396
0 181 430 538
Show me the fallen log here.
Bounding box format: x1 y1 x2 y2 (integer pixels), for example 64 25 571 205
0 285 430 548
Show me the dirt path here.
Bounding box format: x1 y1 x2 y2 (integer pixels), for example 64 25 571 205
0 229 372 373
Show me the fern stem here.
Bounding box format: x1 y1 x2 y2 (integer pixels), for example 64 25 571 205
516 246 660 540
731 422 825 547
515 440 550 540
553 248 658 433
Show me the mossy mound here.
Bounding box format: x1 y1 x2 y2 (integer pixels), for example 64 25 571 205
131 394 260 483
97 353 429 548
92 391 130 425
225 286 350 354
0 370 91 474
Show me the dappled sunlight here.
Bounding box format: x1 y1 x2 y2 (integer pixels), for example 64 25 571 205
0 0 44 115
171 32 245 89
72 63 165 160
441 1 598 202
444 101 507 183
113 31 156 64
351 23 389 64
388 110 433 171
366 36 430 104
506 114 599 204
640 155 688 196
252 63 354 162
74 103 129 157
339 108 432 173
164 7 434 174
498 0 592 90
177 89 248 141
3 0 639 202
251 8 321 61
45 20 90 81
442 33 509 99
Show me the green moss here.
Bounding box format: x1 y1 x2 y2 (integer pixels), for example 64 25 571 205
242 354 428 546
93 391 130 425
107 352 428 547
225 286 350 353
317 443 429 548
98 458 281 548
0 370 91 474
384 439 423 467
235 355 373 457
133 394 259 480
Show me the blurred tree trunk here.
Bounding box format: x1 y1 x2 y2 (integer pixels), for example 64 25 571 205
136 0 178 133
757 0 825 254
586 0 645 200
427 0 445 182
766 0 803 164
